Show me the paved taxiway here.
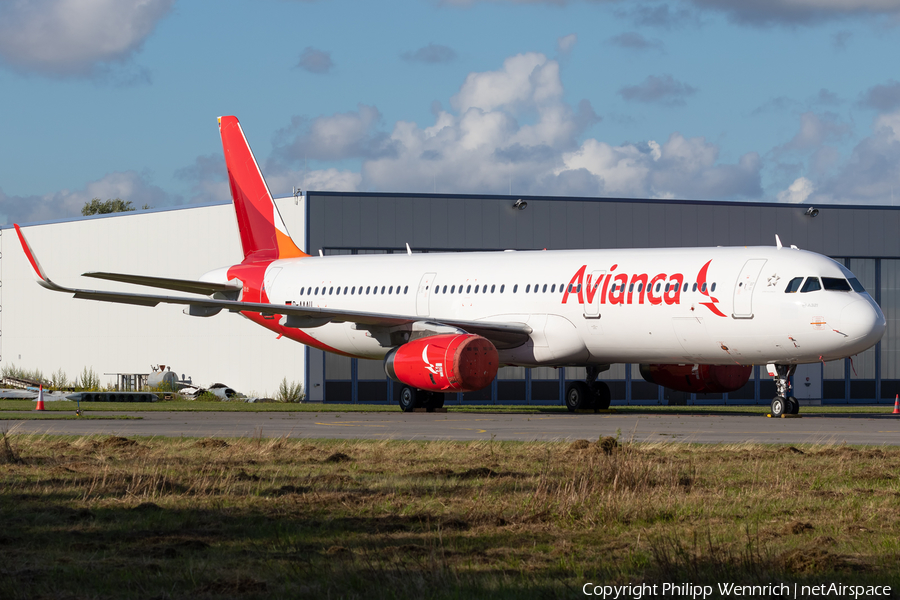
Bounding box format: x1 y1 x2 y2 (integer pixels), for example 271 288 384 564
3 411 900 445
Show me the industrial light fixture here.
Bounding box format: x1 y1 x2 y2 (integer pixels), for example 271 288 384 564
805 207 819 217
514 198 527 210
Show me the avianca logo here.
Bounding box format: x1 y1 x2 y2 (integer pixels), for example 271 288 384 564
562 259 726 317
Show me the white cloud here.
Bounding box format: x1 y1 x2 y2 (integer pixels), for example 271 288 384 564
296 47 334 74
618 74 697 107
272 104 395 162
0 171 174 225
777 177 815 203
0 0 173 78
451 52 562 113
777 111 851 153
556 33 577 54
805 109 900 204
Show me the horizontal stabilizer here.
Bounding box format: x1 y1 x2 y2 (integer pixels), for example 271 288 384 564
83 272 242 298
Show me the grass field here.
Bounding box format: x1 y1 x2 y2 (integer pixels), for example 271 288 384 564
2 433 898 599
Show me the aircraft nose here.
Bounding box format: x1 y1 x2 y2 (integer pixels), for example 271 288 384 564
840 299 886 351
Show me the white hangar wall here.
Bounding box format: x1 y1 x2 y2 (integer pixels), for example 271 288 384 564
0 198 308 397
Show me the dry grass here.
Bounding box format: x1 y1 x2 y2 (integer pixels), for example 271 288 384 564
1 433 899 599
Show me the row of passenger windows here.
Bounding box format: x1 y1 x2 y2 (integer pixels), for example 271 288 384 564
299 285 409 296
297 280 718 297
431 281 717 294
784 276 864 294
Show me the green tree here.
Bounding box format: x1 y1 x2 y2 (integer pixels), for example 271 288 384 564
81 198 137 216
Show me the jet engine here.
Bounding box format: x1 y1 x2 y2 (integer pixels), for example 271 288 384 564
384 333 499 393
639 363 752 394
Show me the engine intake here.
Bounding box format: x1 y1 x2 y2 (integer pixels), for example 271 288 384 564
384 333 499 393
639 363 752 394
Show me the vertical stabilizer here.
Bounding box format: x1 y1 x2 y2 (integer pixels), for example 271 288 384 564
218 116 308 262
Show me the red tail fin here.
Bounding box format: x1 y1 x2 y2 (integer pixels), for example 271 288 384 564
218 116 308 262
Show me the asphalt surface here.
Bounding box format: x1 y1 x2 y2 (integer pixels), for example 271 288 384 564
3 410 900 445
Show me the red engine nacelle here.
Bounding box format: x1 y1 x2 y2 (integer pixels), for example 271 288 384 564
639 363 752 394
384 334 499 393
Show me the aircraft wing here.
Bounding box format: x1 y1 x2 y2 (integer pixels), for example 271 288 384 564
15 225 532 349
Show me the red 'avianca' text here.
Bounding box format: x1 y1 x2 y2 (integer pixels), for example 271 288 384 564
561 260 726 317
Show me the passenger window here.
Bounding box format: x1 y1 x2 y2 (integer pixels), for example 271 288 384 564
389 286 394 294
381 286 385 294
474 285 479 294
443 285 447 293
329 287 333 295
366 286 371 294
315 287 319 295
500 284 505 293
526 284 531 293
638 283 643 292
513 284 518 293
451 285 455 293
822 277 852 291
404 286 408 294
300 288 304 296
373 286 378 295
683 283 688 292
692 283 697 292
784 277 802 293
848 278 865 293
542 284 547 293
551 284 556 293
466 285 471 293
491 285 496 293
701 283 707 292
655 283 661 292
801 277 821 293
336 287 341 295
711 283 716 292
577 284 582 293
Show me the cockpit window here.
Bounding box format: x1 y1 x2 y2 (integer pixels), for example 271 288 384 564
800 277 821 293
848 278 866 293
785 277 803 293
822 277 852 291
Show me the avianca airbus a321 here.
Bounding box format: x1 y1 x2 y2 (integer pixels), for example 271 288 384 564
15 116 887 417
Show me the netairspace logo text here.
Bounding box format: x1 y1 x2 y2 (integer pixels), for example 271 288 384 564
582 582 892 599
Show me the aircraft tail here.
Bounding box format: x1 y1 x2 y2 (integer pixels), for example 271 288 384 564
218 116 308 262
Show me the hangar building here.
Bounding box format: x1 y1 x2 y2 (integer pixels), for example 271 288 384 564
3 192 897 405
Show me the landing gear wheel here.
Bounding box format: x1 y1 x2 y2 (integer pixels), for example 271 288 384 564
399 386 418 412
591 381 612 410
422 392 445 409
771 395 786 418
787 396 800 415
566 381 592 412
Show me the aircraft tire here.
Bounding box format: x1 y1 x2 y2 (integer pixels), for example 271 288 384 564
787 396 800 415
565 381 592 412
399 386 418 412
591 381 612 410
771 396 786 417
429 393 445 409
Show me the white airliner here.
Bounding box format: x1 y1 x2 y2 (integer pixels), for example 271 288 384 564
14 116 886 417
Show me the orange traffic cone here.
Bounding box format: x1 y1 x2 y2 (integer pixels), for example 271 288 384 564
893 394 899 415
35 384 45 411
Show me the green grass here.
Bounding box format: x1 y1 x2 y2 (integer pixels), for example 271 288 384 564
1 398 896 415
1 434 899 599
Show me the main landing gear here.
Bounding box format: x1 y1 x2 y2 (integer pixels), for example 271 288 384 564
565 366 612 412
398 386 445 412
769 364 799 417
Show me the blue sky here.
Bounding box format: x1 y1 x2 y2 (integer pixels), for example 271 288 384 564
1 0 899 225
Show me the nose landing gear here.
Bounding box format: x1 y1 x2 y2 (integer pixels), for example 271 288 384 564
768 364 799 417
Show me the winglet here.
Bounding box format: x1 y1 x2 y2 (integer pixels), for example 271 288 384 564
775 234 783 249
14 224 65 291
218 116 308 262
